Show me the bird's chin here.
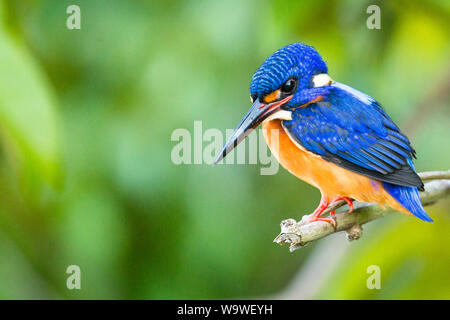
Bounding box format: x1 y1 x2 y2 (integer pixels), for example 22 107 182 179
263 109 292 122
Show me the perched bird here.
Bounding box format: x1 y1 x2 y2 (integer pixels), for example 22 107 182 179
214 43 432 226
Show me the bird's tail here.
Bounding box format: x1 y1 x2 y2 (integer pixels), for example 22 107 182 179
382 182 432 222
382 160 432 222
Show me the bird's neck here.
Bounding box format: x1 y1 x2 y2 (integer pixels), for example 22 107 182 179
261 119 287 158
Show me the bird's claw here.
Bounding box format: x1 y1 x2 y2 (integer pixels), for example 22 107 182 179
330 197 354 216
307 215 337 228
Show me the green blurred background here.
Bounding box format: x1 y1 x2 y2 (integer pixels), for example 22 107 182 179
0 0 448 299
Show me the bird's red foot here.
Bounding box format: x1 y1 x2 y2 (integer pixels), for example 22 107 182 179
307 198 336 228
330 196 353 216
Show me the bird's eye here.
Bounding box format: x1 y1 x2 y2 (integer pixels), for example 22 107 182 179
281 78 297 94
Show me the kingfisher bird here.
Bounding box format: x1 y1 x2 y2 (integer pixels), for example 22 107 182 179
214 43 432 226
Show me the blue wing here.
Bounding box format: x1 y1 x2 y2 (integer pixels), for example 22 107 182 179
282 83 424 189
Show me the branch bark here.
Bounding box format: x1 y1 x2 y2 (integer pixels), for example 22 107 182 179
274 170 450 252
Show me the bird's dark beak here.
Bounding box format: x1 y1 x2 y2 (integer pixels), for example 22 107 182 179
213 96 292 164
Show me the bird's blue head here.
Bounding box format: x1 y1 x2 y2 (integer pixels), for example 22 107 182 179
249 43 328 104
214 43 331 164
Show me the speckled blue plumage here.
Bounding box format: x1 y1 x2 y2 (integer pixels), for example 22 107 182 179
250 43 327 99
249 43 431 221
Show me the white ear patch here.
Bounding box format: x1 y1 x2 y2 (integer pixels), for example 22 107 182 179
312 73 333 87
264 110 292 122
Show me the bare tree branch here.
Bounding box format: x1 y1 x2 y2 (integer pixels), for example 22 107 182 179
274 170 450 252
419 170 450 181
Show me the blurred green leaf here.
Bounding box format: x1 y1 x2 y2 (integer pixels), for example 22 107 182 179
316 205 450 299
0 22 61 199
